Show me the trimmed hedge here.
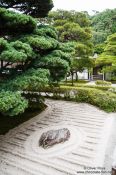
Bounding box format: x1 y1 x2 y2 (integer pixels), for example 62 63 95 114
40 86 116 112
108 87 116 94
75 88 116 112
95 80 112 86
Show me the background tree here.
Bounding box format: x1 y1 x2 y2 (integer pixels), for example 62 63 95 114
91 9 116 45
45 10 94 84
0 7 72 116
96 33 116 79
94 43 106 54
0 0 53 17
70 57 94 85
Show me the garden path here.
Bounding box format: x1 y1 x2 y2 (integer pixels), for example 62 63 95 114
0 99 115 175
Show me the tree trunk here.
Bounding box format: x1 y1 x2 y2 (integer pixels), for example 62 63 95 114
1 60 3 69
65 76 67 83
76 71 78 81
71 72 74 86
88 71 90 80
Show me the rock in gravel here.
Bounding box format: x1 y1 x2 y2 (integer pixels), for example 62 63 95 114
39 128 70 149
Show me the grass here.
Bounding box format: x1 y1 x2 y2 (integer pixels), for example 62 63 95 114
60 80 89 86
0 106 46 135
60 80 116 92
60 84 114 91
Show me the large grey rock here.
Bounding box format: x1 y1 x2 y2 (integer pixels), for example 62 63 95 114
39 128 70 149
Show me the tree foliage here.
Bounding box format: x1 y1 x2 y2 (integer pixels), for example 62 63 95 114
96 33 116 74
91 9 116 44
48 10 91 42
45 10 94 83
94 43 106 54
0 8 72 116
0 0 53 17
0 91 28 116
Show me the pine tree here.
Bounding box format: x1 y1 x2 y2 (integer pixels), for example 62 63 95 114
0 8 72 116
96 33 116 78
0 0 53 17
46 10 94 84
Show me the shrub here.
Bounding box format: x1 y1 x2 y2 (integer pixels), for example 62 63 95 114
108 87 116 94
40 86 116 112
111 77 116 81
0 91 28 116
75 88 116 112
95 80 112 86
